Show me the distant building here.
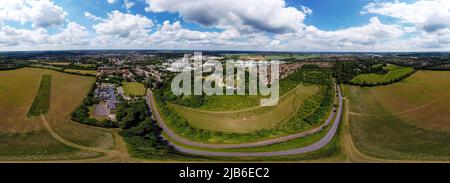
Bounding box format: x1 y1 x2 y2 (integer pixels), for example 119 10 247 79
94 84 119 116
106 87 117 113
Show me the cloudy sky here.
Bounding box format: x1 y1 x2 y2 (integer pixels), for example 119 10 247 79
0 0 449 51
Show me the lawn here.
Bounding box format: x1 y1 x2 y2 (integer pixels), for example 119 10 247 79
0 68 113 160
171 85 319 133
350 64 414 85
27 75 52 116
122 82 146 96
346 71 450 160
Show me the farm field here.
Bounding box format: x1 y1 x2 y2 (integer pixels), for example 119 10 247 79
31 64 63 71
171 85 319 133
121 82 146 96
346 71 450 160
27 75 52 116
0 68 113 160
350 64 414 85
77 64 96 68
63 69 97 76
47 62 71 66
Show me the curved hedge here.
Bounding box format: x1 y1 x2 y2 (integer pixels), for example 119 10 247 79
349 67 415 87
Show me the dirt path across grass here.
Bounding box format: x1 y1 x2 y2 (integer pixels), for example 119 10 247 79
348 91 450 117
35 115 135 163
342 98 449 163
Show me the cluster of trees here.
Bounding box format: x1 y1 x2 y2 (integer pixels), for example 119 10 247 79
0 60 29 71
116 101 149 129
276 70 334 133
117 100 172 158
332 61 360 84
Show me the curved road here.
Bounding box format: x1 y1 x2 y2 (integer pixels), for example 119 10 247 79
146 85 343 156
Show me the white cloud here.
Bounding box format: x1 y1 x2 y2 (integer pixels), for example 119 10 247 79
274 17 406 51
0 26 47 46
93 10 153 40
0 0 67 28
144 0 310 34
107 0 118 4
124 0 135 10
84 12 103 21
2 0 450 51
0 21 88 48
49 22 89 46
363 0 450 33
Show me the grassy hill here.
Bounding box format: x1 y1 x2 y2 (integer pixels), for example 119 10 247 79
346 70 450 160
171 85 318 133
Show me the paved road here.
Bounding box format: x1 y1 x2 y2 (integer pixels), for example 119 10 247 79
146 85 343 156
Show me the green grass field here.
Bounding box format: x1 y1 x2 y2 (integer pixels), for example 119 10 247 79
122 82 146 96
63 69 97 76
195 76 302 111
171 85 318 133
198 95 260 111
0 68 113 160
27 75 52 116
31 64 64 71
350 64 414 85
346 71 450 160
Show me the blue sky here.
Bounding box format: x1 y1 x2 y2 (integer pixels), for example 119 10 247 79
0 0 449 51
56 0 377 32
